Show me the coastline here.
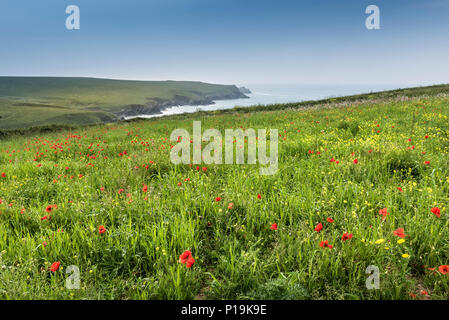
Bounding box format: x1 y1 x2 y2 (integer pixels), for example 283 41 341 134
115 90 250 120
120 83 417 120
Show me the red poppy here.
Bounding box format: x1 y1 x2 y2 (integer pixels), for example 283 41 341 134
50 261 61 272
378 208 389 220
319 240 333 249
179 250 192 264
314 223 323 232
186 257 195 268
341 232 353 241
270 223 278 230
142 185 148 192
438 265 449 274
45 204 57 213
393 228 406 238
228 202 234 209
424 161 430 165
257 193 262 199
327 217 334 223
431 207 441 218
98 225 106 234
1 172 5 178
215 197 222 202
420 290 429 296
353 159 358 164
397 187 403 192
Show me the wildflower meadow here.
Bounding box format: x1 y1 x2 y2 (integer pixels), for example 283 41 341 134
1 92 449 300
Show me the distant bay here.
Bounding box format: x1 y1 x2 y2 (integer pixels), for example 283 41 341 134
126 84 417 119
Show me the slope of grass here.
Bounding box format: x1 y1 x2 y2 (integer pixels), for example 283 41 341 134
0 88 449 300
0 77 246 129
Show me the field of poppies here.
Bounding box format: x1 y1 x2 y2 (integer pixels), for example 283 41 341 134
1 91 449 300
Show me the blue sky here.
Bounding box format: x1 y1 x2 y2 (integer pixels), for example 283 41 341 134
0 0 448 86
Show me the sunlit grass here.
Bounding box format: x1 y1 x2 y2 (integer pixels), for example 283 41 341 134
0 95 449 299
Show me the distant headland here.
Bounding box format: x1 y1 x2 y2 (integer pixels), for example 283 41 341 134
0 77 250 129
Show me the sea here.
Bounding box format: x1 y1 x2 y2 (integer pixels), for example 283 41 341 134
126 84 417 119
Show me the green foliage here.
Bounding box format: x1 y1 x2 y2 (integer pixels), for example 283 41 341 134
384 151 420 180
243 273 310 300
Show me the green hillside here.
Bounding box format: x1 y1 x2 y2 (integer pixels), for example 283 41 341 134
0 77 246 129
1 84 449 299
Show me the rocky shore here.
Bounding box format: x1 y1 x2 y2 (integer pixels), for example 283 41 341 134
115 87 249 119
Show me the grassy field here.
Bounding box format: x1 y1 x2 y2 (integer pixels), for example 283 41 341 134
0 77 245 129
1 85 449 300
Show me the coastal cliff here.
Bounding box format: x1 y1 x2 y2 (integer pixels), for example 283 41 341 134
115 85 249 119
0 77 249 129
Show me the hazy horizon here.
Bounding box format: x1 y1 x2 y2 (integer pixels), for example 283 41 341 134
0 75 442 90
